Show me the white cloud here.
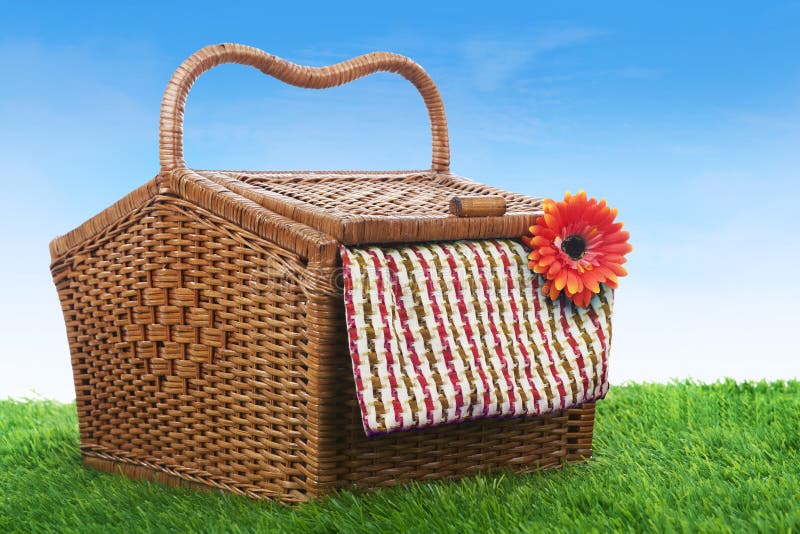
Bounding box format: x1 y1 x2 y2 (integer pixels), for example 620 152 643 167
464 26 604 91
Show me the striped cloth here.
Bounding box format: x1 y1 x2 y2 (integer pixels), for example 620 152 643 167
340 239 613 436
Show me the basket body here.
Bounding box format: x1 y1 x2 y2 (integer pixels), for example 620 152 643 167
50 171 595 503
50 44 598 503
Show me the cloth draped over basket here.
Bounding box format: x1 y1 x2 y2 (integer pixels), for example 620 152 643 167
341 239 613 436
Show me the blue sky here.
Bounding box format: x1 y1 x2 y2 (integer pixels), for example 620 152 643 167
2 1 799 400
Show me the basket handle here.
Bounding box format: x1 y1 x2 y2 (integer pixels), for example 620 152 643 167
159 43 450 173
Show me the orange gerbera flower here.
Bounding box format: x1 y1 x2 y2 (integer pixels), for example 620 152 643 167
521 191 632 308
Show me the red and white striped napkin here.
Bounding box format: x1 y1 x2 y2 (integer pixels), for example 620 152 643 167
341 239 613 436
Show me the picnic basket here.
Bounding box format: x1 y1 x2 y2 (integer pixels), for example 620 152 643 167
49 43 597 503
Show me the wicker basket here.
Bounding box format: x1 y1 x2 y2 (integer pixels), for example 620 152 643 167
50 43 596 503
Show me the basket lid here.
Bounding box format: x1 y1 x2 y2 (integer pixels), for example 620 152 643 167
193 170 542 245
158 44 542 245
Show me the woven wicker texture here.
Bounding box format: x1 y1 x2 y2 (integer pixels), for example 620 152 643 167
52 193 316 501
49 43 596 503
198 171 543 245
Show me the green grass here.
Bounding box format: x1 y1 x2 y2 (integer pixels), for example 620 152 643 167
1 381 799 533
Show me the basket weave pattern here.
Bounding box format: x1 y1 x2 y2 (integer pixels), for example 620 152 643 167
50 44 597 503
52 193 315 500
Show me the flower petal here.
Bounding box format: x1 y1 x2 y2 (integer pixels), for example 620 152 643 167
582 270 601 293
547 261 562 277
554 270 568 291
566 271 583 295
538 255 556 267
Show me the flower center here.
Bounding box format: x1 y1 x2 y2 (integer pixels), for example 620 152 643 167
561 234 587 260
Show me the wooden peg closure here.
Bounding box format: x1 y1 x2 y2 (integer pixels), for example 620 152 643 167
449 195 507 217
